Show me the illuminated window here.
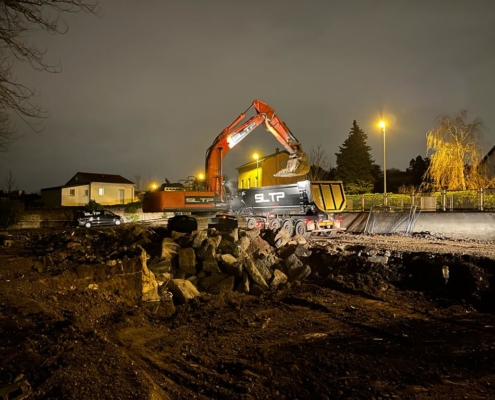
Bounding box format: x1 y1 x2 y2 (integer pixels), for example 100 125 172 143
247 178 251 189
98 188 104 196
84 190 89 196
69 189 75 196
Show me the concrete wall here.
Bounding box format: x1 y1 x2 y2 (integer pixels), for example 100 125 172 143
10 208 495 240
11 207 168 229
339 212 495 240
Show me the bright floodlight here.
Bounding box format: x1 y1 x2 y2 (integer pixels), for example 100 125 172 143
378 121 386 129
253 153 259 160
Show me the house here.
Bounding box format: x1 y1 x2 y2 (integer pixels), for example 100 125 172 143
41 172 135 208
480 145 495 179
236 148 302 189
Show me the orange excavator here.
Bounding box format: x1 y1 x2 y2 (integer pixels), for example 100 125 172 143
205 99 310 194
142 99 310 213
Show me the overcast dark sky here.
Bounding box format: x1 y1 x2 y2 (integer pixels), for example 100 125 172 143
1 0 494 193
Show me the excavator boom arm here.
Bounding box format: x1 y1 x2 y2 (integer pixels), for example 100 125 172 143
205 100 310 194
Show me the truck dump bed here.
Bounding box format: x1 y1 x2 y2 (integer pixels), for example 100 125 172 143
239 180 346 214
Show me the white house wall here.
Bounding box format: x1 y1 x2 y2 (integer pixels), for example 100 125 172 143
61 185 90 206
89 183 134 205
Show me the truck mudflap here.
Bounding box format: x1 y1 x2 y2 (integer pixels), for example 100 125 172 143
311 215 347 236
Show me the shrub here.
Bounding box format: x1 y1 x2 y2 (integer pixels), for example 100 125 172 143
0 199 24 228
124 201 141 223
86 200 103 211
124 201 141 214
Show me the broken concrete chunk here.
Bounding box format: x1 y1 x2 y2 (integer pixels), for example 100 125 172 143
208 275 235 294
270 269 288 288
202 253 221 274
178 247 196 275
236 272 250 294
167 279 200 305
199 273 231 292
192 230 208 249
139 247 161 302
161 238 179 259
243 256 268 290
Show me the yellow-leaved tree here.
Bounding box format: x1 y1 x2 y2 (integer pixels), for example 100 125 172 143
423 110 493 191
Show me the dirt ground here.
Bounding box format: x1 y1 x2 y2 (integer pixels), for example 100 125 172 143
1 224 495 400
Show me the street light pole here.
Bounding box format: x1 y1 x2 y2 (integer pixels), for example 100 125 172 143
379 121 387 206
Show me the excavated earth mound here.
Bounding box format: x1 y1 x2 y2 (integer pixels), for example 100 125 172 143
0 225 494 400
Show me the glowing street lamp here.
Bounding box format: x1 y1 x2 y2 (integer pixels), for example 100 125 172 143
253 153 259 187
151 183 157 191
378 120 387 206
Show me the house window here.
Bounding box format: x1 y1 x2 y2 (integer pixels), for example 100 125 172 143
247 178 251 189
98 188 104 196
241 180 244 189
69 189 75 196
84 189 89 196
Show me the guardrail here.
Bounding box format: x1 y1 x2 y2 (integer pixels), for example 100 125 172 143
346 188 495 212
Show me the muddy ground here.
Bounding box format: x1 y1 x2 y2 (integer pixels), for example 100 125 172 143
1 224 495 400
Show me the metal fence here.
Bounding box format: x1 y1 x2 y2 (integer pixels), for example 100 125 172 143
346 188 495 212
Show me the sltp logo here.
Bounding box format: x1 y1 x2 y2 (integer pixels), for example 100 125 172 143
254 192 285 203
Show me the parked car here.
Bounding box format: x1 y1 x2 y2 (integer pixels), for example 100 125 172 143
73 210 123 228
167 214 198 233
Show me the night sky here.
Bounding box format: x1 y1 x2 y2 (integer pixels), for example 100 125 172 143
1 0 494 193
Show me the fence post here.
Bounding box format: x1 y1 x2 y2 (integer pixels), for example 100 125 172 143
360 195 365 212
479 188 484 211
441 189 446 212
411 191 415 208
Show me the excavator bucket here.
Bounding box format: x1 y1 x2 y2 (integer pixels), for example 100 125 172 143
273 151 311 177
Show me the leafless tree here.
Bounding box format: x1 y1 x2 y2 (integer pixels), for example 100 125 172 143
0 1 99 151
134 175 142 191
306 143 332 181
3 169 17 193
423 110 491 190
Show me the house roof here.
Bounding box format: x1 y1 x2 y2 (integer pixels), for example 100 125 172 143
70 172 134 185
481 145 495 164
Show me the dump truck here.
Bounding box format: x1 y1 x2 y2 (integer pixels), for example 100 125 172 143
233 180 347 237
142 99 310 213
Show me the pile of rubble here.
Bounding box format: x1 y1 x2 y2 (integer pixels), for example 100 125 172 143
145 226 314 306
5 223 492 317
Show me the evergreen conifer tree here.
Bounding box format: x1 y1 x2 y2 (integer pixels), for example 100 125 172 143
335 120 376 193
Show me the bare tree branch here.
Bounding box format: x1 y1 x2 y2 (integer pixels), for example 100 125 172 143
0 1 99 151
307 143 332 181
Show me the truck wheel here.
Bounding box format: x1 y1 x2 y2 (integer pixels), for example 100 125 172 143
85 221 92 228
246 218 256 229
323 230 335 237
282 219 294 236
294 220 307 236
269 218 282 231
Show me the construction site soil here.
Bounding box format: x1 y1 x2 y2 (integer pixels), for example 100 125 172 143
1 223 495 400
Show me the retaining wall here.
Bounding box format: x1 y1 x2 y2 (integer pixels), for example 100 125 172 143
340 212 495 240
9 209 495 241
10 208 169 229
